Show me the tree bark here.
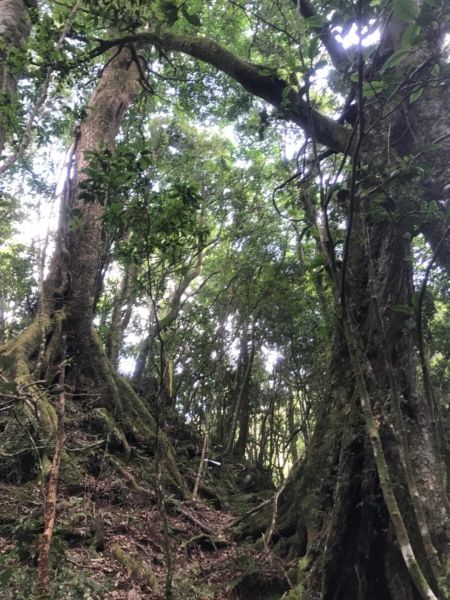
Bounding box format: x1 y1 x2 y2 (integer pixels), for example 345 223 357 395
224 325 254 458
0 0 34 157
45 45 143 353
1 44 187 495
0 292 5 342
232 335 256 462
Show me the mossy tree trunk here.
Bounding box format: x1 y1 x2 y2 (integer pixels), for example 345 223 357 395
275 222 449 599
0 44 186 494
275 217 448 599
271 17 450 600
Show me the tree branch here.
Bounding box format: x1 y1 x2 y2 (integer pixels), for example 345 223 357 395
91 31 355 154
293 0 353 72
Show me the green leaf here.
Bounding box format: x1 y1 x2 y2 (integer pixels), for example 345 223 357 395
382 49 409 70
409 87 423 103
281 85 292 100
307 38 320 61
305 15 325 28
160 0 179 25
309 225 319 238
402 22 421 47
391 304 415 315
393 0 418 22
308 255 326 270
372 194 387 205
363 80 384 97
431 63 440 78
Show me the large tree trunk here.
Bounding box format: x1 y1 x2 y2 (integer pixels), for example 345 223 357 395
262 13 450 600
0 0 34 157
0 45 186 494
268 213 449 598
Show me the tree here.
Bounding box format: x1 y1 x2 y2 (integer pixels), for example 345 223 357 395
1 0 449 598
0 0 35 157
114 5 448 597
1 8 185 492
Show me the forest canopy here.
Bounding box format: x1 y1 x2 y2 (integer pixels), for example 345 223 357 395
0 0 449 599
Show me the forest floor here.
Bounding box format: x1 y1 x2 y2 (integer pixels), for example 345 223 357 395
0 463 289 599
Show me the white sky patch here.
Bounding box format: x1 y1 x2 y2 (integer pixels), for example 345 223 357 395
443 33 450 57
283 127 304 160
119 355 136 375
9 144 66 282
335 23 380 49
261 345 280 372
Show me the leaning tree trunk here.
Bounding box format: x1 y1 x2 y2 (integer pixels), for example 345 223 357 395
262 12 450 600
0 45 186 493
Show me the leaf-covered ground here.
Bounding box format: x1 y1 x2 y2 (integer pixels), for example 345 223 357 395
0 468 289 599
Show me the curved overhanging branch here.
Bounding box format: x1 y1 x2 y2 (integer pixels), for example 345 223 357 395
90 31 355 154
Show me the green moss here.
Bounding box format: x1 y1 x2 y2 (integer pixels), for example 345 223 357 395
0 563 112 599
282 583 304 599
111 544 159 592
90 407 128 450
59 451 81 486
1 313 58 438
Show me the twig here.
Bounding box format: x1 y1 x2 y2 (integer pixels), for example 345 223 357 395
37 338 67 593
222 497 273 531
174 505 218 537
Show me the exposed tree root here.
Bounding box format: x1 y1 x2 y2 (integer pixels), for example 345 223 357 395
182 533 228 551
0 311 187 497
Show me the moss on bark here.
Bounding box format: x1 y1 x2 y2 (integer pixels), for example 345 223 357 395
0 310 186 497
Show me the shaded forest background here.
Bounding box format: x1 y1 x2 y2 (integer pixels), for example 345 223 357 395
0 0 449 598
